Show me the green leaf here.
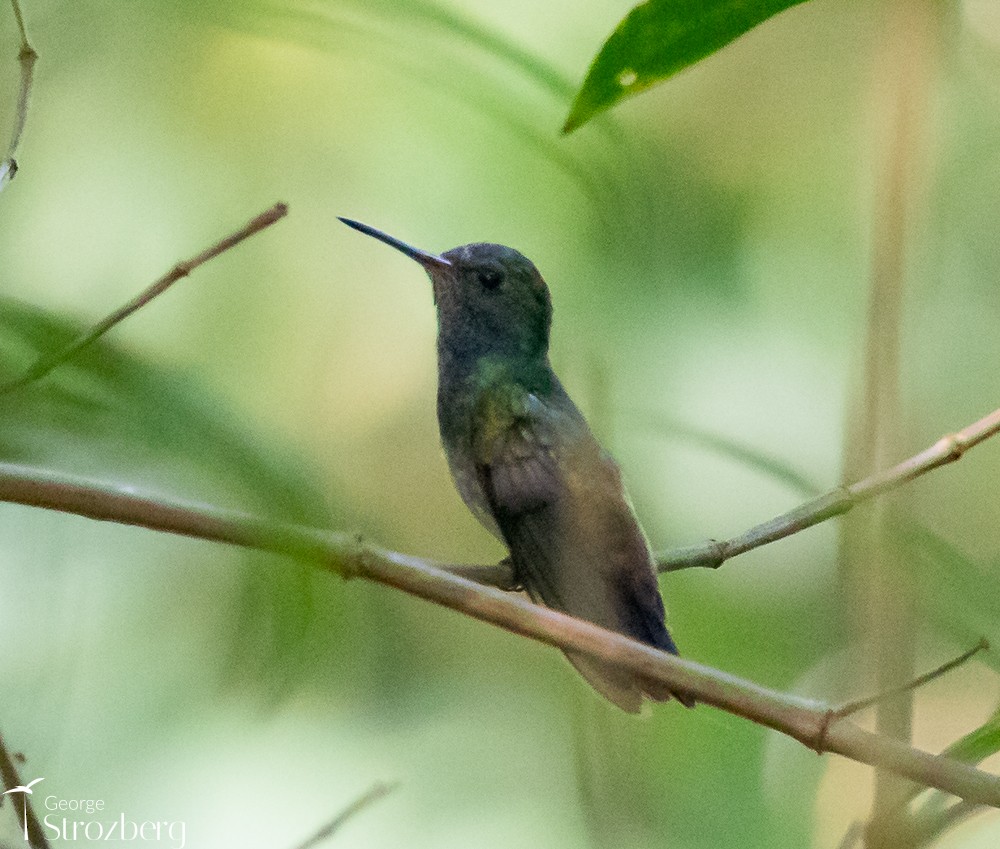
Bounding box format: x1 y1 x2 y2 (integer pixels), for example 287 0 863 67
907 708 1000 844
635 412 820 496
0 296 328 524
942 707 1000 765
564 0 811 133
898 523 1000 843
905 524 1000 674
0 296 343 695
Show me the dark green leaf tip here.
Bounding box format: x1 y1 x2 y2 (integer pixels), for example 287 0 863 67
563 0 811 134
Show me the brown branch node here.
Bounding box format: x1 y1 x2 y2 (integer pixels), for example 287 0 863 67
934 433 965 463
815 708 837 756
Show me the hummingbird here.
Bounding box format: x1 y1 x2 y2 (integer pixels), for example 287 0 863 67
340 218 692 713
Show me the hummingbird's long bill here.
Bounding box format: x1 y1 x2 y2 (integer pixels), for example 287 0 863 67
342 223 692 711
339 218 451 269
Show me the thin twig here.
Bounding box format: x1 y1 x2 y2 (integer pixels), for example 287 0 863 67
0 730 50 849
0 202 289 394
833 639 989 721
655 406 1000 572
435 404 1000 588
1 0 37 193
290 782 397 849
0 463 998 807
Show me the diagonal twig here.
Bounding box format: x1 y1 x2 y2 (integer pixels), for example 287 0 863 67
0 202 288 394
290 782 397 849
832 639 989 722
0 729 50 849
655 406 1000 572
0 461 999 807
428 405 1000 589
1 0 37 193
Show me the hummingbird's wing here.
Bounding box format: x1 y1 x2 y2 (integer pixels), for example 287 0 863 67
472 383 689 712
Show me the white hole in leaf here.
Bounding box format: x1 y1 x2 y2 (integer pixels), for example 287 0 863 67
617 69 638 87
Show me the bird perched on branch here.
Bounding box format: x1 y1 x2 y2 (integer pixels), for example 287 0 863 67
341 218 692 713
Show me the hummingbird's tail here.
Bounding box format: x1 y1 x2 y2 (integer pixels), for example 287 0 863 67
481 436 694 711
563 629 695 713
564 651 646 713
620 587 697 709
639 629 697 708
512 536 696 711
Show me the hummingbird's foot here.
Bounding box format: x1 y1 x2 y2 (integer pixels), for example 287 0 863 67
497 556 523 592
445 559 520 590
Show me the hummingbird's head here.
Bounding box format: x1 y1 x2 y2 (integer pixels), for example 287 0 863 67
432 242 552 360
340 219 553 361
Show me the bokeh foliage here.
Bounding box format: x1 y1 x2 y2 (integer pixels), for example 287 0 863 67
1 1 999 847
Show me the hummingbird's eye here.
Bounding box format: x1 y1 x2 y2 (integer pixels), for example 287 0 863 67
477 268 503 290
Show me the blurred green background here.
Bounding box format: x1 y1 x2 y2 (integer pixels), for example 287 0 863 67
1 0 999 847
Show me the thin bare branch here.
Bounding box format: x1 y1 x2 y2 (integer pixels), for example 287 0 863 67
655 406 1000 572
1 0 37 193
833 639 989 721
0 462 998 807
290 782 397 849
312 403 1000 592
0 202 289 394
0 730 50 849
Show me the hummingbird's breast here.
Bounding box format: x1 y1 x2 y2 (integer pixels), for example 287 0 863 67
435 353 557 540
436 375 504 539
448 447 503 539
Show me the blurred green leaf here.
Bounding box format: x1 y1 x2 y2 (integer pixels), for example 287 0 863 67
174 0 625 210
906 524 1000 674
908 707 1000 845
0 295 327 523
635 412 819 495
942 706 1000 765
899 523 1000 843
0 295 344 695
564 0 810 133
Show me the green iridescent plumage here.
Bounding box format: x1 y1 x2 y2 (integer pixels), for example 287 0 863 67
341 218 691 712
